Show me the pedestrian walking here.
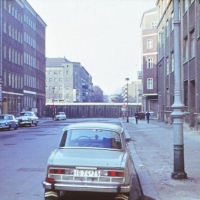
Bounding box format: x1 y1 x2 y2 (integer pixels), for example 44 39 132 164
134 111 139 124
145 111 150 124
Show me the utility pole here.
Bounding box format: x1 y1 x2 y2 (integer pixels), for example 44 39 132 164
125 78 129 122
170 0 187 180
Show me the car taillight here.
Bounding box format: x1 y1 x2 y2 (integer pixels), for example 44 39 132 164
107 171 124 177
49 168 65 174
45 177 55 183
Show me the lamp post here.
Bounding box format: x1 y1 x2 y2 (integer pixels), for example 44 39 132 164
170 0 187 180
125 78 129 122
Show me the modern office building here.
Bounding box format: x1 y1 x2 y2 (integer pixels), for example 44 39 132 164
140 7 158 117
0 0 46 116
46 57 93 103
157 0 200 128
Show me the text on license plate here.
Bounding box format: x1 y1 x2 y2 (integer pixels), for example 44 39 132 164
74 169 100 177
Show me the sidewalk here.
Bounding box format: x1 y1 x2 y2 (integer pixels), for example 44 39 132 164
121 118 200 200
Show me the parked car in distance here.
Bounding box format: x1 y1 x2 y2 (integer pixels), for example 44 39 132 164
43 122 135 200
0 114 18 131
16 111 39 127
55 112 66 120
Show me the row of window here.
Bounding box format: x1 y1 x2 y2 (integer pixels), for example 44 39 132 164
3 70 44 91
3 22 23 44
3 45 23 66
48 78 71 82
47 94 69 99
159 13 174 47
24 14 36 31
183 29 195 62
24 32 36 49
47 70 70 75
4 71 23 89
24 52 36 68
47 86 71 91
4 0 23 23
24 74 36 88
4 0 46 40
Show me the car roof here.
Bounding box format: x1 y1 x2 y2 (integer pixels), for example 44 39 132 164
0 114 13 116
63 122 123 133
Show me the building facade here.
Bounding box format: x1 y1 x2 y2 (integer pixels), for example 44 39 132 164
0 0 46 116
46 57 93 103
122 80 142 104
140 7 158 117
157 0 200 128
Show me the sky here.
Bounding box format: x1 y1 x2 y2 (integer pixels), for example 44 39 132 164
28 0 156 95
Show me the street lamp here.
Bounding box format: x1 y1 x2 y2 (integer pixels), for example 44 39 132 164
170 0 187 180
125 78 129 122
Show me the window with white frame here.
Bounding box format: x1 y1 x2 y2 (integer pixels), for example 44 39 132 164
166 88 170 107
3 45 6 59
4 71 6 86
184 0 189 12
8 72 11 86
166 19 169 38
4 0 6 9
9 47 11 61
152 21 157 28
183 36 188 62
12 73 14 88
171 52 174 72
147 58 153 69
166 57 169 75
3 21 6 33
147 39 153 49
147 78 153 89
190 29 195 58
171 12 174 31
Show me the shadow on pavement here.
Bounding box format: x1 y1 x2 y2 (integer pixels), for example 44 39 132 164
137 195 156 200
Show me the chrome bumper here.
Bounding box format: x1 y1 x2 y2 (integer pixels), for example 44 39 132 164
43 181 131 193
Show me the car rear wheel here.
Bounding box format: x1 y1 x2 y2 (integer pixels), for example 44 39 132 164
35 122 38 126
44 189 60 200
14 125 18 130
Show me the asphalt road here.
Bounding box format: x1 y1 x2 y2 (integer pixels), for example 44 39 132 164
0 118 141 200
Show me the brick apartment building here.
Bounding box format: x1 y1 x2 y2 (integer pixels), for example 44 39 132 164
0 0 46 116
157 0 200 128
140 7 158 117
46 57 93 103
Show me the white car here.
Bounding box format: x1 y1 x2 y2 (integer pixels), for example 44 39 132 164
16 111 39 126
43 122 135 200
55 112 66 120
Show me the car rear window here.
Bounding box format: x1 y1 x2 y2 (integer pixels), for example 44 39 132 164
60 129 122 150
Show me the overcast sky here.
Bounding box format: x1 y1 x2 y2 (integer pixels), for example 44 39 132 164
28 0 156 95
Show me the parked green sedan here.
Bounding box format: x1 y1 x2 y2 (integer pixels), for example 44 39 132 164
0 114 19 131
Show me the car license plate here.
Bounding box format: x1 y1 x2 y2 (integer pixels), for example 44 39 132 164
74 169 100 177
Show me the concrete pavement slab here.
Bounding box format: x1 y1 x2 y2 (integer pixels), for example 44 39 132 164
121 118 200 200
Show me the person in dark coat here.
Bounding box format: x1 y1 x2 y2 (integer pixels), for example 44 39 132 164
145 111 150 124
134 111 139 124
